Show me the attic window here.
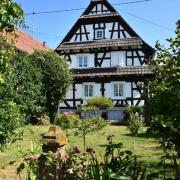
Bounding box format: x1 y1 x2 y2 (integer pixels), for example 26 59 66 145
95 29 104 39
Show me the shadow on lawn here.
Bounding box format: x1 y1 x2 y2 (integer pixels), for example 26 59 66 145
124 131 154 139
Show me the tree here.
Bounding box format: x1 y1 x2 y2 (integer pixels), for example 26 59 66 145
29 51 72 123
0 0 24 83
77 106 109 151
147 27 180 154
2 53 45 123
0 0 24 149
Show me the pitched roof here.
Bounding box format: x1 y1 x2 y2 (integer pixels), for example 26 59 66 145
15 29 50 54
1 29 50 54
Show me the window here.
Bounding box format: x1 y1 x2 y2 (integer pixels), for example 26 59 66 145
113 83 124 97
111 52 125 67
78 56 88 68
84 84 94 98
95 29 104 39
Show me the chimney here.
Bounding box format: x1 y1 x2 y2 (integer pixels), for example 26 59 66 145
43 41 46 47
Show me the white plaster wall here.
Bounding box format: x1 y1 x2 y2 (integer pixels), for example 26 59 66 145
125 82 131 98
133 90 141 98
104 83 111 98
105 23 113 39
66 85 73 99
75 84 83 98
69 22 132 42
134 58 141 66
70 55 76 68
101 60 111 67
94 83 102 97
86 25 94 40
60 82 145 108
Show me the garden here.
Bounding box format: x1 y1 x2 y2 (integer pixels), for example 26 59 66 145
0 0 180 179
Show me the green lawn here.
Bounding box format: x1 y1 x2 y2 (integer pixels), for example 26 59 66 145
0 125 163 180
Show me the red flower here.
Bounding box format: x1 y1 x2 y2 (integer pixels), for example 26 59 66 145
72 146 80 154
86 147 95 154
100 162 105 167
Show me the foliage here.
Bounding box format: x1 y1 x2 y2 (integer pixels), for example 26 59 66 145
64 137 147 180
0 101 24 150
0 0 24 83
127 113 144 137
2 51 71 124
76 106 109 151
2 53 45 123
36 115 50 125
0 0 24 32
16 137 43 180
147 29 180 154
128 106 144 116
56 106 109 151
0 0 24 150
29 51 72 123
55 112 79 133
127 113 144 148
87 96 113 110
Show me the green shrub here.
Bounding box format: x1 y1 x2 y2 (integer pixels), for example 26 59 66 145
127 113 144 136
128 106 144 115
0 101 24 150
127 113 144 148
87 96 113 110
55 112 79 132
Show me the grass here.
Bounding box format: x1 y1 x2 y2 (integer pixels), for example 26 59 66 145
0 125 163 180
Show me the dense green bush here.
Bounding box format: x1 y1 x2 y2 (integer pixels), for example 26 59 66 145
128 106 144 115
30 51 72 123
55 112 79 132
127 113 144 137
87 96 113 110
0 0 24 150
5 53 45 124
0 101 24 150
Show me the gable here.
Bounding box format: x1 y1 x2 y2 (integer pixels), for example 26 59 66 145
82 0 117 15
56 0 153 54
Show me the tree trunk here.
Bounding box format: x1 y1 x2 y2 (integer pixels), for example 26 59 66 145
133 136 136 149
83 131 86 152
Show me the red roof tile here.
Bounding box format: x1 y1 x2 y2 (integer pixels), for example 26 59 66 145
15 29 50 54
0 29 50 54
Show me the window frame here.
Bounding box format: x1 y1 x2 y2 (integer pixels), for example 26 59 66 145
83 83 95 98
77 55 89 68
95 29 104 40
112 82 125 99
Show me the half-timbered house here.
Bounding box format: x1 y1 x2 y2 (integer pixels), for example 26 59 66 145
55 0 154 121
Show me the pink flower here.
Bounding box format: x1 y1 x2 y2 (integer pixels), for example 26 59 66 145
72 146 80 154
24 155 39 161
63 112 69 116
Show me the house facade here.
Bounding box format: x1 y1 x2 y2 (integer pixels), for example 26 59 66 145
55 0 154 121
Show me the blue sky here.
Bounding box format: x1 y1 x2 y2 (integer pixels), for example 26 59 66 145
14 0 179 49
